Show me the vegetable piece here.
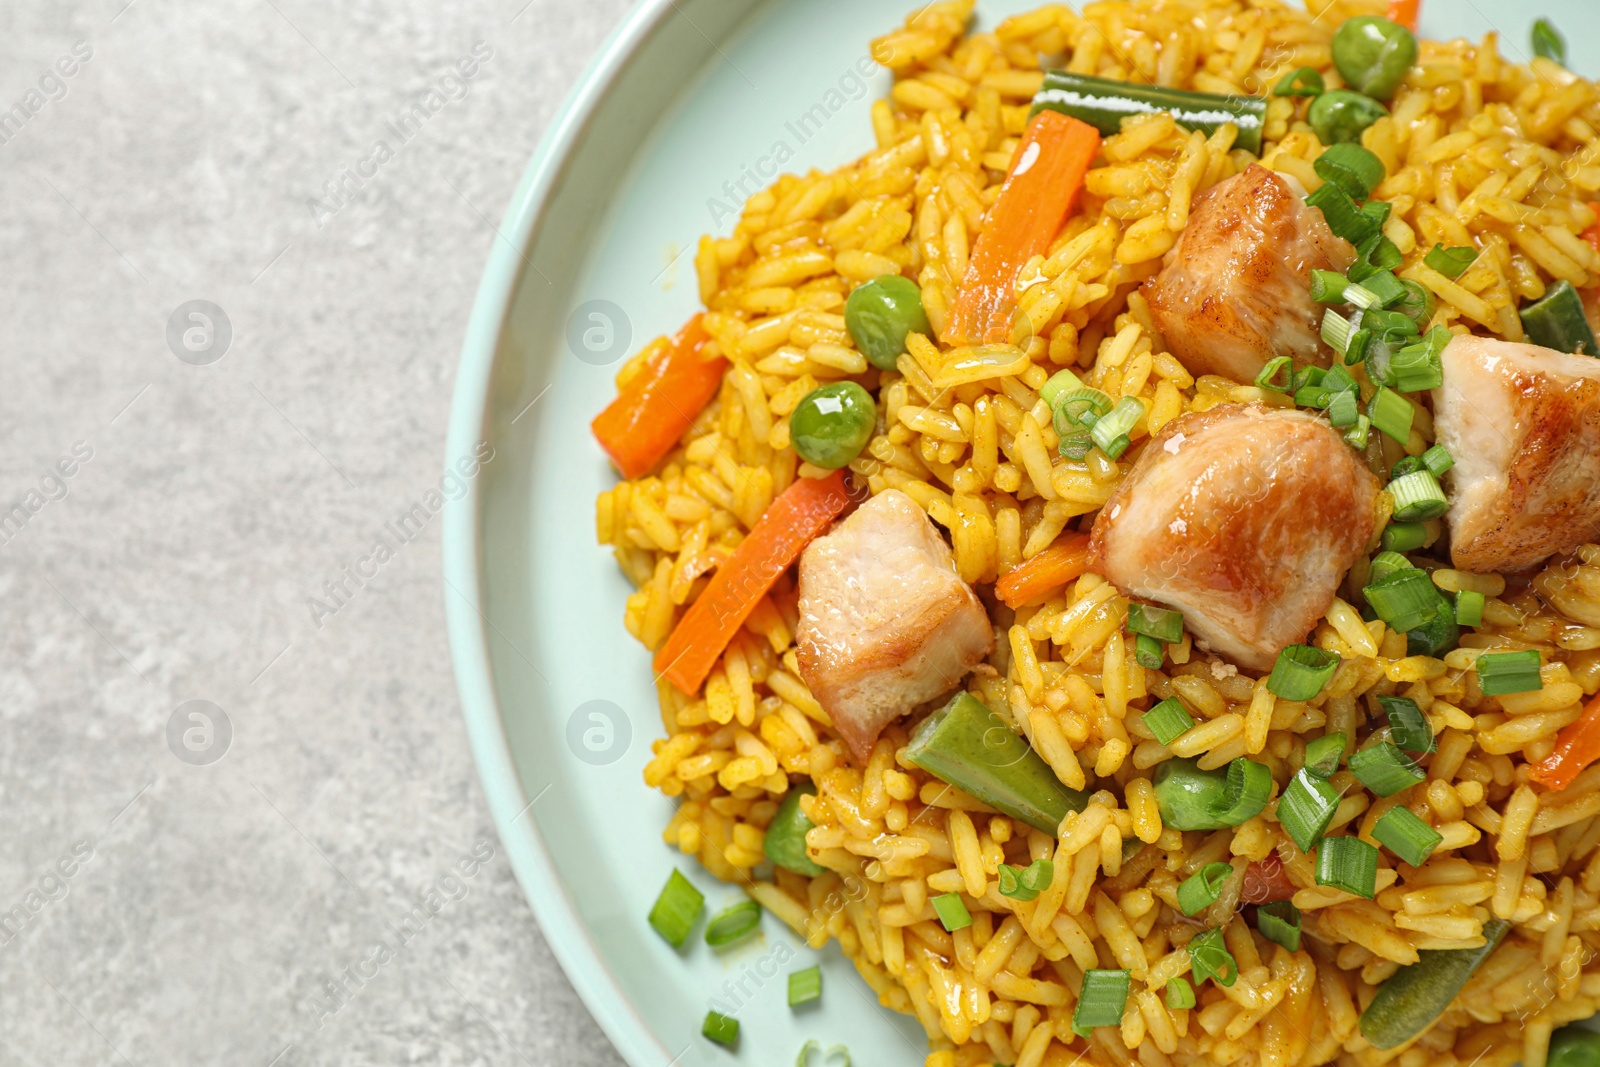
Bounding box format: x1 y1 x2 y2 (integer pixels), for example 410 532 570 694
1278 769 1344 852
1128 603 1184 643
1039 368 1084 407
1521 279 1600 357
788 966 822 1008
1166 977 1196 1010
933 892 972 932
1421 443 1453 476
1143 697 1196 746
1384 0 1420 32
765 783 826 876
1315 144 1387 200
591 315 725 480
1072 970 1131 1036
1153 758 1232 831
1135 634 1165 669
1241 855 1298 904
795 1041 852 1067
1031 70 1266 154
1455 589 1484 627
1305 734 1347 778
1549 1026 1600 1067
705 900 763 948
1178 862 1236 916
1275 67 1325 97
1476 649 1542 695
944 110 1099 344
1358 270 1409 310
844 275 931 370
1379 696 1437 754
998 858 1054 902
1307 183 1380 245
1373 806 1443 865
1397 279 1434 324
649 869 705 949
1350 742 1425 796
789 382 877 470
995 532 1092 608
1389 470 1448 521
1531 691 1600 791
1188 928 1239 987
1256 901 1303 952
904 692 1089 834
1381 521 1427 553
1328 389 1360 429
1424 243 1477 279
702 1011 739 1048
1309 89 1389 145
1532 18 1567 65
1255 355 1294 392
1406 604 1460 658
1387 329 1448 392
1212 759 1274 826
1369 550 1412 582
1091 396 1145 460
1267 645 1341 700
1332 16 1419 101
655 470 851 693
1368 387 1413 443
1315 836 1379 898
1345 413 1371 450
1364 567 1445 632
1358 919 1510 1049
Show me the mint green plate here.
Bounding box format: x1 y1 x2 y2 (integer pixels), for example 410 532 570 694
443 3 1599 1064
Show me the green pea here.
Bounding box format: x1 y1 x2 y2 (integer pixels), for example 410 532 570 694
790 382 876 470
845 274 931 371
1332 16 1417 101
1309 89 1389 146
764 783 825 876
1549 1026 1600 1067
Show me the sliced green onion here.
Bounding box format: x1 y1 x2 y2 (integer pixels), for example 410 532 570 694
1387 337 1445 393
1267 644 1341 700
1093 396 1145 460
1397 279 1435 325
1315 143 1386 201
1278 768 1342 853
1143 697 1195 746
1359 919 1509 1049
1389 470 1447 522
1128 603 1183 643
795 1042 851 1067
1365 234 1405 272
1521 279 1600 357
1135 633 1165 669
1256 901 1303 953
1378 695 1436 754
1304 733 1347 778
1177 862 1236 917
1391 455 1424 479
1344 413 1371 450
1188 928 1239 987
1328 389 1360 428
1274 66 1325 97
1055 386 1114 434
1310 269 1354 304
1361 198 1393 229
705 899 762 947
788 965 823 1008
1314 836 1380 899
1456 589 1485 628
933 892 972 932
1323 361 1359 396
1424 243 1477 279
702 1011 739 1047
1368 550 1413 582
1211 758 1273 826
1364 567 1442 632
1476 649 1543 696
1359 270 1409 310
1381 521 1427 553
1368 387 1413 443
1532 17 1567 65
998 858 1054 902
1420 444 1453 476
1295 365 1327 391
1072 969 1132 1036
1350 742 1425 797
1166 976 1196 1010
649 869 705 949
1345 327 1374 366
1406 603 1460 658
1032 70 1267 154
1058 431 1094 460
1040 368 1085 408
1306 182 1380 245
1255 355 1294 392
1372 806 1443 866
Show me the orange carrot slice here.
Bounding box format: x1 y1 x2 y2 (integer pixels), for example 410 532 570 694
1385 0 1420 32
654 471 852 694
995 532 1092 608
591 314 725 481
943 111 1101 346
1531 691 1600 792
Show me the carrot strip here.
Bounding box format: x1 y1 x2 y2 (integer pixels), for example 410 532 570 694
590 314 725 480
1385 0 1419 32
1582 213 1600 256
1531 691 1600 792
995 532 1092 608
942 111 1101 346
654 471 852 694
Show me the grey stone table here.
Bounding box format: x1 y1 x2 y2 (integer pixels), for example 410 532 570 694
0 0 632 1063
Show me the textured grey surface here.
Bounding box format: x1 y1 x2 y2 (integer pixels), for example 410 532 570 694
0 0 632 1063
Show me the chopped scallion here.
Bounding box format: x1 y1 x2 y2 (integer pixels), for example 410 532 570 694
1093 396 1145 460
1267 644 1341 700
1135 633 1165 669
1378 695 1436 754
1166 976 1196 1010
1368 550 1413 582
998 858 1054 902
1255 355 1294 392
1310 269 1351 304
1128 603 1184 643
1072 970 1132 1036
1421 444 1454 476
1389 469 1448 522
1304 733 1347 778
1455 589 1485 628
1368 387 1413 443
1344 413 1371 449
1321 308 1356 356
1364 567 1442 632
1328 389 1359 428
1188 928 1239 987
1350 742 1425 797
933 892 972 932
1211 758 1273 826
1381 521 1427 553
649 869 705 949
1143 697 1195 746
788 965 823 1008
1306 182 1379 245
1532 17 1567 65
1274 66 1325 97
1406 602 1460 658
1372 807 1443 866
1278 768 1343 853
1314 836 1380 899
702 1011 739 1047
1424 243 1476 279
704 899 762 948
1177 862 1236 916
1387 336 1445 392
1476 649 1542 696
1256 901 1303 953
1055 387 1113 430
1359 270 1409 310
1315 143 1386 201
1039 368 1084 408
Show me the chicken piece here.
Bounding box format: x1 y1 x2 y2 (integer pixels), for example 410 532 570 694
1142 164 1355 383
796 489 993 763
1087 404 1379 672
1433 334 1600 574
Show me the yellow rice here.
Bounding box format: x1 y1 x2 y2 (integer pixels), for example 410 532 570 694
598 2 1600 1065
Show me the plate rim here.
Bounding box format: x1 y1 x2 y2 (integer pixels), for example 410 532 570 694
440 1 679 1063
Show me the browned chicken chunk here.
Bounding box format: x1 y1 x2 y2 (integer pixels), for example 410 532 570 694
1142 164 1356 384
796 489 993 763
1087 404 1379 672
1434 335 1600 573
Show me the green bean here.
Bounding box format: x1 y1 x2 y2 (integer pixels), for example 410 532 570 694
1549 1025 1600 1067
1332 16 1418 101
844 274 931 370
1359 919 1509 1049
789 382 876 470
764 783 825 876
1309 90 1389 146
